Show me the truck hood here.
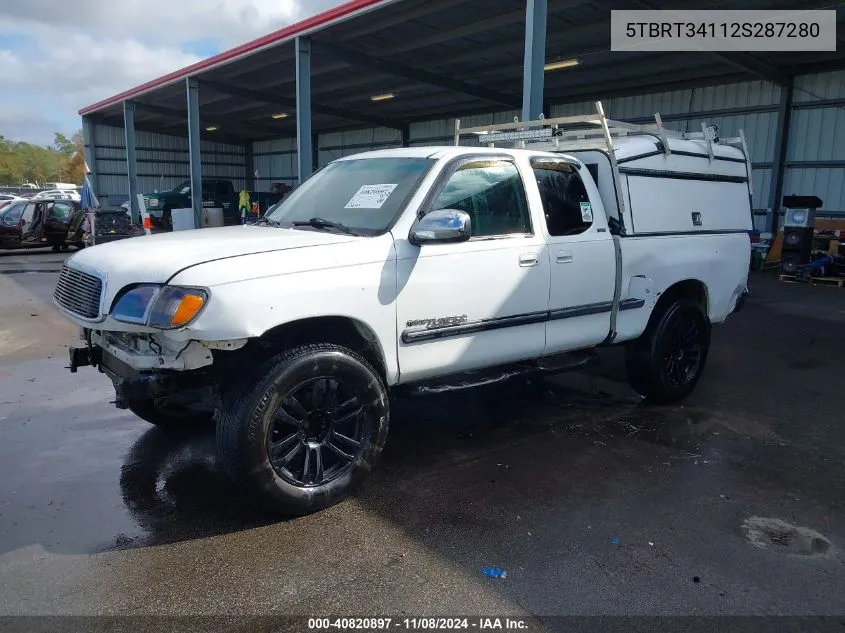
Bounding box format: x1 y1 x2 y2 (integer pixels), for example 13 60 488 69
64 225 359 286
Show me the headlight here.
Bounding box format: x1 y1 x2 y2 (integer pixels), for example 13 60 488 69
111 284 208 329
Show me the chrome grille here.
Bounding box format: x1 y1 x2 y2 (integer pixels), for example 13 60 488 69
54 265 103 319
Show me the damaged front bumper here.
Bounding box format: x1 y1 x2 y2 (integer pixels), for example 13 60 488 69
67 329 245 410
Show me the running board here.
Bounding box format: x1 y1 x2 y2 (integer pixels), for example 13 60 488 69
398 350 597 396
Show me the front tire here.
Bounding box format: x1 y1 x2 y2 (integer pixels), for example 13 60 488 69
217 343 389 516
625 297 710 404
128 398 214 429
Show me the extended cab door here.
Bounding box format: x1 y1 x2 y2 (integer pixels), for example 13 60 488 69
528 157 617 354
395 156 551 383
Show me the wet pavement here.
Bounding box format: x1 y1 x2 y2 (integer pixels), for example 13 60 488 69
1 262 845 626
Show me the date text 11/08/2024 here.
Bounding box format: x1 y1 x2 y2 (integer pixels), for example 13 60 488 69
308 618 529 630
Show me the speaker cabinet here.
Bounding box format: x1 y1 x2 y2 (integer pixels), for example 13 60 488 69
781 226 815 274
783 207 816 228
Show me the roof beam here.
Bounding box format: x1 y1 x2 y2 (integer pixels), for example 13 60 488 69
709 52 790 85
133 102 290 137
400 71 751 124
310 40 521 108
199 79 407 129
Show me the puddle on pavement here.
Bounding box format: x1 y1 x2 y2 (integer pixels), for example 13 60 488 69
742 516 834 557
106 375 779 551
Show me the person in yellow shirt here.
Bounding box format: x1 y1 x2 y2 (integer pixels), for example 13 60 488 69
238 189 251 224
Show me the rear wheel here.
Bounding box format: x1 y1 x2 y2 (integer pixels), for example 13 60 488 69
625 297 710 404
217 343 389 516
128 398 214 429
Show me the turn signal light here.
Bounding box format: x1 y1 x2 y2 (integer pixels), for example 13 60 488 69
171 294 206 327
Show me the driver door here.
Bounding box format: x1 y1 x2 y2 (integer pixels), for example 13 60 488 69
0 203 25 248
395 156 550 383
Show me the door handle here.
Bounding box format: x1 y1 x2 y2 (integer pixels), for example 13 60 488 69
519 253 539 267
556 250 574 264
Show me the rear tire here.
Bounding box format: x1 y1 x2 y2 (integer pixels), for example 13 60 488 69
217 343 389 516
625 296 710 404
128 398 214 429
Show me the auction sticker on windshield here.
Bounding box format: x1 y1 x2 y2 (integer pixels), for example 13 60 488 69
345 184 398 209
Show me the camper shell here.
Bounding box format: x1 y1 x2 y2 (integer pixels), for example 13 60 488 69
454 103 754 239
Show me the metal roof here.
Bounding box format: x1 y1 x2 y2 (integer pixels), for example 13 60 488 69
81 0 845 143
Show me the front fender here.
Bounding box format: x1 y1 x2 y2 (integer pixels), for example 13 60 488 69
168 235 400 383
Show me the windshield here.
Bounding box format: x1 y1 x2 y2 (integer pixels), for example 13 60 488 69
171 181 191 195
266 157 435 235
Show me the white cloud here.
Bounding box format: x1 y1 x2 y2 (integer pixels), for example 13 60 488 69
1 0 343 48
0 105 63 146
0 0 345 143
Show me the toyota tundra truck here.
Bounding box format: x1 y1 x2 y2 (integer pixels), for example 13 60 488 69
53 108 752 516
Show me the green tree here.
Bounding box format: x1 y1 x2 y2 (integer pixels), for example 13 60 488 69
0 130 84 186
53 132 76 156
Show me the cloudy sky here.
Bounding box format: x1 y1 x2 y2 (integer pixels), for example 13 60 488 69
0 0 346 146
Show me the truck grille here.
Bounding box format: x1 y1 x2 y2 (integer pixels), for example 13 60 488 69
54 265 103 319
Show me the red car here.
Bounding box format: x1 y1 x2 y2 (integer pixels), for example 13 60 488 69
0 198 81 251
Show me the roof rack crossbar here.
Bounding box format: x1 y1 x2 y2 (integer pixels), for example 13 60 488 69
452 101 750 162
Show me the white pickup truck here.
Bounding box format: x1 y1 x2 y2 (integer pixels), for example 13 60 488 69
54 107 752 516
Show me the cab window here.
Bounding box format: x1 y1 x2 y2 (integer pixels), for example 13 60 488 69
432 159 531 238
531 159 593 236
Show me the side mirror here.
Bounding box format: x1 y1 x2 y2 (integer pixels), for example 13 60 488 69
410 209 472 246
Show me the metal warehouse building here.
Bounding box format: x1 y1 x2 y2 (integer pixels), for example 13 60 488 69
79 0 845 231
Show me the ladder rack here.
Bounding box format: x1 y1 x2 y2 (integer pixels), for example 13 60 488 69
453 100 754 195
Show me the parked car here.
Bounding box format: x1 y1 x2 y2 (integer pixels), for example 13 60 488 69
143 179 286 230
55 122 752 517
0 199 80 250
34 189 81 202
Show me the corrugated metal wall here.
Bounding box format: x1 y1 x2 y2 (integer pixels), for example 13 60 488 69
92 123 245 206
92 72 845 225
787 71 845 215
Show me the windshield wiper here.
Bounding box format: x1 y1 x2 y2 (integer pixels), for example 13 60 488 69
292 217 357 235
255 216 282 227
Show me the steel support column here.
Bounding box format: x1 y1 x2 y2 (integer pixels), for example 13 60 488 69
401 125 410 148
81 116 99 195
768 77 794 234
522 0 548 122
245 144 255 190
186 77 203 228
123 101 139 224
296 36 313 183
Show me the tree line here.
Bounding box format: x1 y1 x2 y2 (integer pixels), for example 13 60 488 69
0 131 86 187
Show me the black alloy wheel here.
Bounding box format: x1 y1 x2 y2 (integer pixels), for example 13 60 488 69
217 343 389 516
267 376 367 488
660 313 705 388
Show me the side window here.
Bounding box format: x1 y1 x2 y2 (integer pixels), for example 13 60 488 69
2 204 24 224
49 202 73 220
531 159 593 236
431 159 531 237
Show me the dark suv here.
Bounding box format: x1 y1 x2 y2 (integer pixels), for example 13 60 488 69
0 199 80 251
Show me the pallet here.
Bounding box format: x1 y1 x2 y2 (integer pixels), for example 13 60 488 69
778 274 845 288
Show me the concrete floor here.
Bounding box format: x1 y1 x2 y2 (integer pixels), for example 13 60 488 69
1 251 844 629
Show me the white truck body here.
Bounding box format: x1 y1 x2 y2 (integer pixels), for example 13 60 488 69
53 104 752 515
56 141 750 382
